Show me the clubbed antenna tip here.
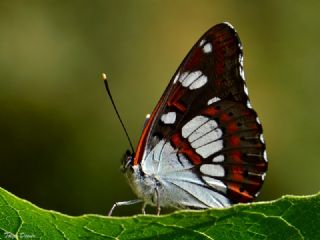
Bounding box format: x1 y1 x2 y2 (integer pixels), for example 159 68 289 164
102 73 107 80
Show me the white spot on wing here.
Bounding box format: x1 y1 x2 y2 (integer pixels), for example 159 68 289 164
189 75 208 89
182 116 209 138
200 164 225 177
260 134 265 143
263 150 268 162
238 42 243 51
254 191 261 198
247 100 252 109
203 43 212 53
240 66 245 80
179 72 189 83
256 117 261 124
244 84 249 95
178 71 207 90
188 120 218 142
223 22 234 30
207 97 221 105
183 117 223 158
181 71 202 87
239 55 244 66
213 155 224 162
173 72 180 84
199 39 206 47
202 176 227 193
161 112 176 124
190 128 222 148
195 140 223 158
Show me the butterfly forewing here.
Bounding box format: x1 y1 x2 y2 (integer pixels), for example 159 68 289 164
133 23 267 206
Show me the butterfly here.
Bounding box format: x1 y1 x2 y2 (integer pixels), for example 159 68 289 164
107 22 268 215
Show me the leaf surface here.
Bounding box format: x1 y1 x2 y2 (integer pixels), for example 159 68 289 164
0 187 319 239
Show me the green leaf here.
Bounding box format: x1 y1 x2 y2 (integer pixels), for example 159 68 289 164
0 187 319 240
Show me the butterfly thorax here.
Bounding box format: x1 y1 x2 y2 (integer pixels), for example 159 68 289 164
123 165 158 206
122 150 157 206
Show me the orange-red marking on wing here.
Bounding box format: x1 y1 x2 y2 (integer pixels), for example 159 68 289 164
171 133 202 165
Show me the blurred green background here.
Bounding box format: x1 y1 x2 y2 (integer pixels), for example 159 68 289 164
0 1 319 216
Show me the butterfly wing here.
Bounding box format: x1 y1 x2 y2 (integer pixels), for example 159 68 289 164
133 22 267 205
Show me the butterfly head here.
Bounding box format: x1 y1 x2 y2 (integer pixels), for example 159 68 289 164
122 150 134 173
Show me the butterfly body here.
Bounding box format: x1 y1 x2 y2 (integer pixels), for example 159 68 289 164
114 22 267 215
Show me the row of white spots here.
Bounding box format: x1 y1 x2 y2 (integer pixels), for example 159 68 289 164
184 108 228 191
161 111 176 124
182 115 223 158
238 47 245 83
182 71 202 87
240 66 245 80
239 53 251 110
174 70 208 90
207 97 221 105
255 116 268 162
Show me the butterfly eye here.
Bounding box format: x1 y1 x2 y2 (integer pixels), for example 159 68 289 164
122 150 134 172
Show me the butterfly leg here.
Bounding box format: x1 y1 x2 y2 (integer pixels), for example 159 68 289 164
141 202 147 215
108 199 142 216
155 187 161 216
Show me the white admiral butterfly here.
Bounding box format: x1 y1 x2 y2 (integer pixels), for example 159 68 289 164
107 22 268 215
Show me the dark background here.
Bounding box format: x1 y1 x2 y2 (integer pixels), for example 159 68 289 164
1 1 319 216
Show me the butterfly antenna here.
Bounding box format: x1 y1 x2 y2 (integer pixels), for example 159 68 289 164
102 73 135 153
